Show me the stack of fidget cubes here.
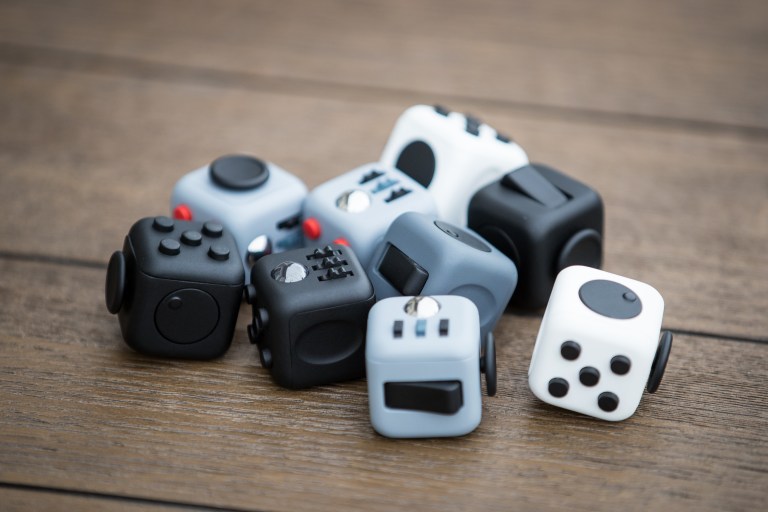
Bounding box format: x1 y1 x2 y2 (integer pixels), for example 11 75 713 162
105 104 673 438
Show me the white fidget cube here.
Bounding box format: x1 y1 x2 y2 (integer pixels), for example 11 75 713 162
380 104 529 226
366 295 497 438
301 162 437 268
170 154 308 272
528 266 673 421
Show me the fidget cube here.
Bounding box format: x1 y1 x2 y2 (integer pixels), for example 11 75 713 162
528 266 673 421
170 154 308 272
468 163 604 309
367 212 517 338
301 162 437 267
366 295 497 438
246 244 376 389
379 104 529 226
105 216 244 359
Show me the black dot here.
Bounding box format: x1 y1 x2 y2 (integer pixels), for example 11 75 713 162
548 378 569 398
611 355 631 375
560 341 581 360
579 367 600 386
598 392 619 412
209 155 269 190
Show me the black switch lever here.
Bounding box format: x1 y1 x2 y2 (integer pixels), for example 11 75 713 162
384 381 463 414
501 164 568 208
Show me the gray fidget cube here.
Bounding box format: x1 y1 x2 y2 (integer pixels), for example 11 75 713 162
366 295 496 438
367 212 518 338
170 154 308 273
301 162 437 267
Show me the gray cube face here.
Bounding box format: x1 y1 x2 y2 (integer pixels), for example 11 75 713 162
301 162 437 268
170 154 308 273
367 212 518 338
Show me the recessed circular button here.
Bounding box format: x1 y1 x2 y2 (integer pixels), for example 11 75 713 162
404 296 441 318
598 392 619 412
208 244 230 261
548 378 569 398
560 340 581 360
159 238 181 255
579 367 600 386
209 155 270 190
578 280 643 319
155 289 219 344
202 221 223 238
181 230 202 246
152 216 174 232
271 261 308 283
336 189 371 213
611 355 632 375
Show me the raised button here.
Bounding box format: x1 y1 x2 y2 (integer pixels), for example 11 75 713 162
579 367 600 387
152 216 174 232
172 204 193 221
378 244 428 295
302 218 322 240
465 115 481 136
181 230 202 246
202 221 223 238
415 319 427 337
496 132 511 143
404 296 440 318
159 238 181 256
548 378 569 398
360 169 384 184
598 392 619 412
433 105 450 116
385 381 463 414
208 244 230 261
270 261 308 282
560 341 581 360
105 251 126 314
439 319 449 337
209 155 269 190
393 320 403 338
611 355 631 375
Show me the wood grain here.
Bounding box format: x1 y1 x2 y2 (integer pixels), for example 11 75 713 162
0 259 765 512
0 63 766 339
0 0 766 129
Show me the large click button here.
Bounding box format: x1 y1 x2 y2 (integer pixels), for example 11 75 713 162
378 244 429 295
384 381 463 414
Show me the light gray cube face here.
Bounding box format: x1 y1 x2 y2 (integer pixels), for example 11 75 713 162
367 212 517 338
366 295 483 438
379 104 529 226
170 155 308 273
528 266 666 421
301 163 437 268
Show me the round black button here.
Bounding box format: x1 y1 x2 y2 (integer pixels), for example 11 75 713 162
159 238 181 256
557 228 602 272
152 216 174 232
202 221 224 238
105 251 126 314
181 230 203 246
611 355 631 375
259 347 273 369
579 367 600 386
578 280 643 319
209 155 269 190
598 392 619 412
560 340 581 360
208 244 230 261
548 378 569 398
155 289 219 344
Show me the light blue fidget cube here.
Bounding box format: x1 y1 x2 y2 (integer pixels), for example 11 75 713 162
170 154 308 273
366 295 496 438
367 212 518 339
301 162 437 268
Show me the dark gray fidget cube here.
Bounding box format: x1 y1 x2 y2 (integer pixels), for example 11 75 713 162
468 163 604 309
105 216 245 359
246 244 376 389
367 212 517 338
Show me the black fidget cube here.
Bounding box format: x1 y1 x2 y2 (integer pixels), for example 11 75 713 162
468 163 604 309
105 216 245 359
246 244 376 389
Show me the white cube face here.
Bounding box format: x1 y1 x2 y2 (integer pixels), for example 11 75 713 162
366 296 483 438
528 266 665 421
380 104 529 226
170 155 308 273
302 163 437 268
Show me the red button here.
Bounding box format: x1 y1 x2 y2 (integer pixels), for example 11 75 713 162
333 237 350 247
173 204 193 221
303 217 322 239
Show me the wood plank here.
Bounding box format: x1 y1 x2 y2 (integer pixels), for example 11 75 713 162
0 259 765 511
0 64 766 339
0 0 766 128
0 486 212 512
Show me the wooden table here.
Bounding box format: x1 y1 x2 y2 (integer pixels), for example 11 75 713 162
1 1 766 510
